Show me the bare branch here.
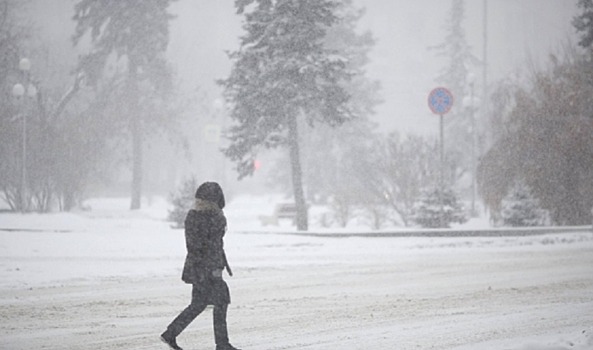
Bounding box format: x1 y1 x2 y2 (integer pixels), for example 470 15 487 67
52 72 85 121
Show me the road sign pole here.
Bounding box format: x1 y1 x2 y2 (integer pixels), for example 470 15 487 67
440 113 445 228
428 87 453 228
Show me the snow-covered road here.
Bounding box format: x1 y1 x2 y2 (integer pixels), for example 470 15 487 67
1 198 592 349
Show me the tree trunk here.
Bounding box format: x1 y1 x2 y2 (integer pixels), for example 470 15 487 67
130 112 143 210
129 63 142 210
287 113 308 231
560 164 585 225
63 191 75 212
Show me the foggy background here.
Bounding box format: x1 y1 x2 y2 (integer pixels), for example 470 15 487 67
3 3 593 348
13 0 581 205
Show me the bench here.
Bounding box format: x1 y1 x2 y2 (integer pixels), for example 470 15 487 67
258 203 297 226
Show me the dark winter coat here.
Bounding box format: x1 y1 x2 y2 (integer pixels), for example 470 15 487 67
181 198 230 305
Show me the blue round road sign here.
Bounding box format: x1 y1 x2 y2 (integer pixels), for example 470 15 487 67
428 87 454 115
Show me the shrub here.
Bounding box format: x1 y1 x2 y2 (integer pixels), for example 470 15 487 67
412 187 467 228
500 182 548 227
168 176 198 228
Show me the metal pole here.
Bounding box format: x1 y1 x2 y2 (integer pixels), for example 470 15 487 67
21 69 28 213
21 104 27 213
482 0 488 142
470 84 476 216
440 113 445 228
479 0 488 218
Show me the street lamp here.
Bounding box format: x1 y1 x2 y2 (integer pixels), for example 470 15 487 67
12 57 36 213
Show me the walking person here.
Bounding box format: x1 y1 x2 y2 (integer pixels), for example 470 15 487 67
161 182 241 350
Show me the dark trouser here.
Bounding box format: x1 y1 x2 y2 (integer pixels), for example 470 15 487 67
166 284 229 345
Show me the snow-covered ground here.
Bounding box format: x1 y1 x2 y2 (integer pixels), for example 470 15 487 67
0 196 592 350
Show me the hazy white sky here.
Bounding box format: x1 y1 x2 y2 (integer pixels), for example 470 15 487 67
32 0 579 136
168 0 578 136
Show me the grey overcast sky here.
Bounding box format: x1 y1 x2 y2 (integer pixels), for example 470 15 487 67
167 0 578 136
32 0 579 136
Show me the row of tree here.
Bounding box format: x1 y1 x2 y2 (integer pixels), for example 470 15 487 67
2 0 591 230
220 0 468 230
0 0 182 212
220 0 593 229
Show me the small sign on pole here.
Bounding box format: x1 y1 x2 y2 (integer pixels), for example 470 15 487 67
428 87 454 228
428 87 454 115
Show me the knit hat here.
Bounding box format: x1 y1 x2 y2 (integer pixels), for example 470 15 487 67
195 182 225 209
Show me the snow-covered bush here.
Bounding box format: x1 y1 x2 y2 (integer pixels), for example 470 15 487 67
360 204 392 230
500 182 547 227
411 187 467 228
167 176 198 228
328 192 355 228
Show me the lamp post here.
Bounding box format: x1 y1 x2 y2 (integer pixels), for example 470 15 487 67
12 58 36 213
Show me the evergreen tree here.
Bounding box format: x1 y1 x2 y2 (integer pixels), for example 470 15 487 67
221 0 355 230
294 0 380 221
411 187 467 228
167 176 198 228
433 0 476 99
573 0 593 120
72 0 175 210
500 181 546 227
573 0 593 50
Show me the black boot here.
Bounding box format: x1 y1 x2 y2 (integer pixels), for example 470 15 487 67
216 343 241 350
160 330 183 350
